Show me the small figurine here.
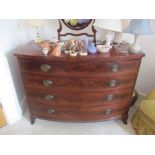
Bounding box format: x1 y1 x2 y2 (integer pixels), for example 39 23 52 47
71 39 75 46
79 50 88 56
65 41 72 50
41 41 51 55
69 51 78 57
51 43 61 57
63 39 89 56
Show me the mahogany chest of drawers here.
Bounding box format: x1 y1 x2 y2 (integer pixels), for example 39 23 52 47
14 43 145 124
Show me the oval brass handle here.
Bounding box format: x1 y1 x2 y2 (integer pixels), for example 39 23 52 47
41 64 51 72
44 95 54 101
110 64 120 72
106 94 114 101
104 108 112 115
109 80 117 87
47 109 55 114
43 80 53 87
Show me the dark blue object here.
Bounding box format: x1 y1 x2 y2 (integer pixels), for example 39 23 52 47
78 19 90 24
78 19 84 24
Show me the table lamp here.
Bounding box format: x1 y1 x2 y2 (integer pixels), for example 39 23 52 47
28 19 44 43
114 19 131 44
126 19 152 53
93 19 123 46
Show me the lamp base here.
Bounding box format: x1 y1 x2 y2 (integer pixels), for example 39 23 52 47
129 35 141 53
106 30 113 46
113 32 122 44
129 43 141 53
34 26 42 43
34 33 42 43
34 38 42 43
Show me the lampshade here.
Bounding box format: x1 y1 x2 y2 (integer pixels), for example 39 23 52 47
122 19 131 29
126 19 152 35
93 19 123 32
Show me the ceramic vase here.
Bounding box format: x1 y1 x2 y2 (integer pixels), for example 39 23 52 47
88 43 97 54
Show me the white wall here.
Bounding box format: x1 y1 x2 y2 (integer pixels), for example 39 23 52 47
0 19 155 124
136 34 155 94
0 20 24 124
18 19 105 42
122 20 155 94
0 55 22 124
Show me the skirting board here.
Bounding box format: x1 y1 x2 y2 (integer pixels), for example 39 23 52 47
135 92 145 107
138 92 145 98
20 96 27 115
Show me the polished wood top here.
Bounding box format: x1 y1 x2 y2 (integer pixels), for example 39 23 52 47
14 41 145 62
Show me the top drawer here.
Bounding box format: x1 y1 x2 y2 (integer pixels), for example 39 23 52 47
18 59 140 77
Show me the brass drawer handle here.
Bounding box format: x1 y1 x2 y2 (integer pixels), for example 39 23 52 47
109 80 117 87
104 108 112 115
47 109 56 114
41 64 51 72
44 95 54 101
43 80 53 87
106 94 114 101
110 64 120 72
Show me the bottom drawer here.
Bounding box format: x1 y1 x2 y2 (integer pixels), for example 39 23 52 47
29 103 79 120
79 104 128 121
29 102 129 122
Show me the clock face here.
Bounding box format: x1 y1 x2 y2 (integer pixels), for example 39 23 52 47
62 19 92 30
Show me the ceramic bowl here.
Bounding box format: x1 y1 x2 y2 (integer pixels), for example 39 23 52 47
97 45 111 53
96 45 103 53
102 45 111 53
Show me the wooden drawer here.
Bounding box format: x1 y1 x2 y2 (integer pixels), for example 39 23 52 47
78 103 128 121
19 59 140 77
23 73 136 92
27 88 132 107
29 103 80 121
29 102 128 122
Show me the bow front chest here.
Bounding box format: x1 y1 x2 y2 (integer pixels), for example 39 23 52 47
14 43 144 124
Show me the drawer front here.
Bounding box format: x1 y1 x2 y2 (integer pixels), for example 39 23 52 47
27 88 132 107
19 59 140 77
29 103 80 121
23 74 136 92
78 103 128 121
28 102 128 121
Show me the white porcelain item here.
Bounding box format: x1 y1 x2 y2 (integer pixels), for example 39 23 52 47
70 52 78 57
97 45 111 53
96 45 103 53
102 45 111 52
129 35 141 53
79 51 88 56
64 50 70 54
42 48 49 55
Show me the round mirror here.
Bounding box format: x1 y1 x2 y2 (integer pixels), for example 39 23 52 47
61 19 92 30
